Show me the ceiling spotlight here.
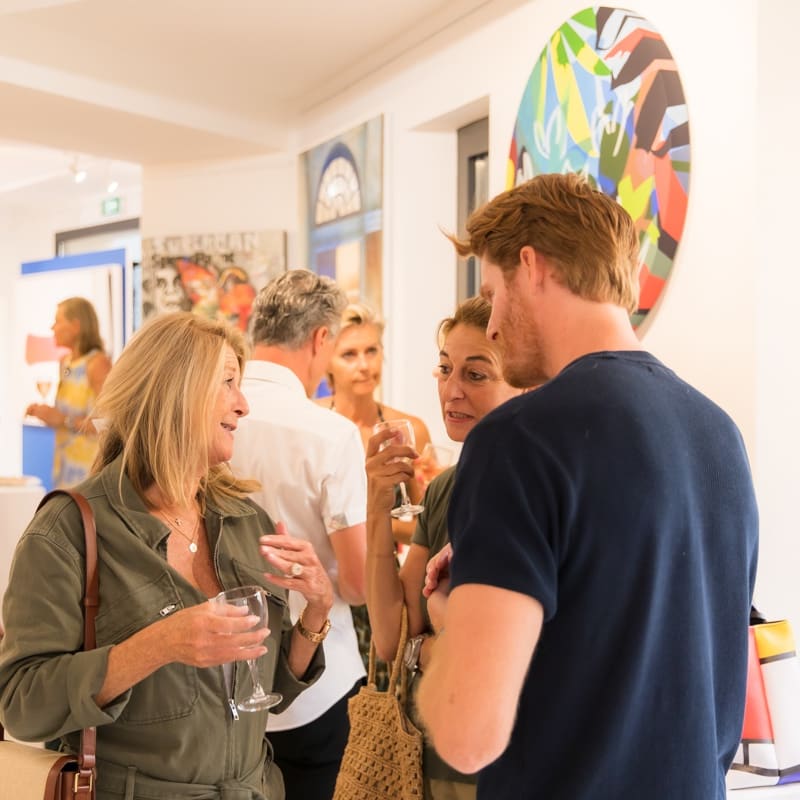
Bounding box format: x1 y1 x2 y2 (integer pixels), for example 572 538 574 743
107 180 119 193
68 154 88 184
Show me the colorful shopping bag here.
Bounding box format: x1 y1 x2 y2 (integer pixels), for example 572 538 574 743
727 618 800 788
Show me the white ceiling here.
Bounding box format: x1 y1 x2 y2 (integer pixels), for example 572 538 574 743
0 0 526 200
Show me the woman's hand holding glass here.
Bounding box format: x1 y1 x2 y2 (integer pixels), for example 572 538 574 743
372 419 424 518
210 586 281 711
365 426 417 515
150 599 269 669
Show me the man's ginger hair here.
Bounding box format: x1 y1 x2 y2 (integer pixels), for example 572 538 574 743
448 173 641 314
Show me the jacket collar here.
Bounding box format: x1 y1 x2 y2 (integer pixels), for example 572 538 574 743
97 455 257 551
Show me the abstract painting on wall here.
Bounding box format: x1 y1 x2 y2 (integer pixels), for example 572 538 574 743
508 6 690 329
140 230 286 332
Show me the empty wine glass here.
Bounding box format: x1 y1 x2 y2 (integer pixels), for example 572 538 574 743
35 379 52 401
210 585 282 712
418 443 455 487
31 363 55 405
374 418 425 518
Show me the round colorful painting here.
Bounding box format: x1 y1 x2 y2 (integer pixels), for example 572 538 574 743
508 6 690 329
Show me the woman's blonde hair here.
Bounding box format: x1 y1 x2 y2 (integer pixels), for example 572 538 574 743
93 312 258 512
326 302 385 393
59 297 105 355
340 302 385 338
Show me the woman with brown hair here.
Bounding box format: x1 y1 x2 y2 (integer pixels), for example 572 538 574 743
365 296 525 799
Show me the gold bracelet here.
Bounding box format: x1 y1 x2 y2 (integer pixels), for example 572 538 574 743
296 608 331 644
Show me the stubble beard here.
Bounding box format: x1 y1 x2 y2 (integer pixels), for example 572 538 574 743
498 322 549 389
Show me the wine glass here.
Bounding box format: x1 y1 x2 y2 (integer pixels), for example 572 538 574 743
210 585 282 712
418 443 455 487
31 363 55 405
374 419 425 518
35 379 52 401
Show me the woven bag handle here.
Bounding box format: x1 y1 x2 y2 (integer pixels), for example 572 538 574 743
367 604 410 700
38 490 98 790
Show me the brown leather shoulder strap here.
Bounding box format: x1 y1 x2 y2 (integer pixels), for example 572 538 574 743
37 490 98 651
36 489 98 785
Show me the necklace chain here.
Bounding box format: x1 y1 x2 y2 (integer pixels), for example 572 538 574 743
330 399 384 425
156 509 201 554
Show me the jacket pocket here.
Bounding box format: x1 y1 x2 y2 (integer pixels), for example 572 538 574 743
95 572 199 724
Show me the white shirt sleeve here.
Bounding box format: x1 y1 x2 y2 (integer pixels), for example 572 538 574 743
321 424 367 534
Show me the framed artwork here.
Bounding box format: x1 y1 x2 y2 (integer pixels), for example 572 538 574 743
140 230 286 332
508 6 690 329
301 116 383 315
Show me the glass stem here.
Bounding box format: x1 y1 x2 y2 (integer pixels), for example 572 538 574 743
398 481 411 506
246 659 267 700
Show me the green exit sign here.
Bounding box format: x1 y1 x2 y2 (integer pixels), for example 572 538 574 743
102 196 121 216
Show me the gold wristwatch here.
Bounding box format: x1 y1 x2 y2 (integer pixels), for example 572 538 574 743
297 608 331 644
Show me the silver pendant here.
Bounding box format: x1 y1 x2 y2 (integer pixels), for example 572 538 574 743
189 542 198 553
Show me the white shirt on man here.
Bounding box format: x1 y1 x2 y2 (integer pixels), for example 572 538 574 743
230 360 367 730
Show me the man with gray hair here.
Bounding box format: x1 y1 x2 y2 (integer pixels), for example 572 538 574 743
230 269 367 800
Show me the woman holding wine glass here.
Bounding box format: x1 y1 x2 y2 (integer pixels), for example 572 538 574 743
321 301 433 492
365 296 527 799
25 296 112 488
321 301 434 687
1 312 333 799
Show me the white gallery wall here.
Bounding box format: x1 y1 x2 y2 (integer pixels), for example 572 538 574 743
0 209 55 475
1 0 795 625
296 0 761 448
0 187 141 476
142 154 298 248
754 0 800 629
294 0 796 624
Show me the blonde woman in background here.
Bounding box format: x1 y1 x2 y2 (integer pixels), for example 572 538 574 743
321 301 433 685
25 296 112 488
320 301 434 545
321 302 432 500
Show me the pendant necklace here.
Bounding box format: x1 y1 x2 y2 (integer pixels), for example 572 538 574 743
157 510 201 553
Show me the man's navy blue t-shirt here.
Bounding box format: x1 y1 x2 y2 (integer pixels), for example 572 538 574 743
449 351 758 800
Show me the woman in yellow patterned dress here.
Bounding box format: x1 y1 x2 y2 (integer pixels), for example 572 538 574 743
25 297 112 488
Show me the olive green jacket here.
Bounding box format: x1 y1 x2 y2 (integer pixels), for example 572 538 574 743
0 457 324 799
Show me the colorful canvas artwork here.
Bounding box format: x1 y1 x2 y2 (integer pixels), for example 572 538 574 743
508 6 690 328
727 621 800 788
140 230 286 332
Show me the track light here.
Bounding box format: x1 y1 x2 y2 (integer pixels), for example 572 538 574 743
69 155 87 184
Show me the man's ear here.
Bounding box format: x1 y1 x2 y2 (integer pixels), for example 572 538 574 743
311 325 329 355
519 245 552 294
519 246 544 288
